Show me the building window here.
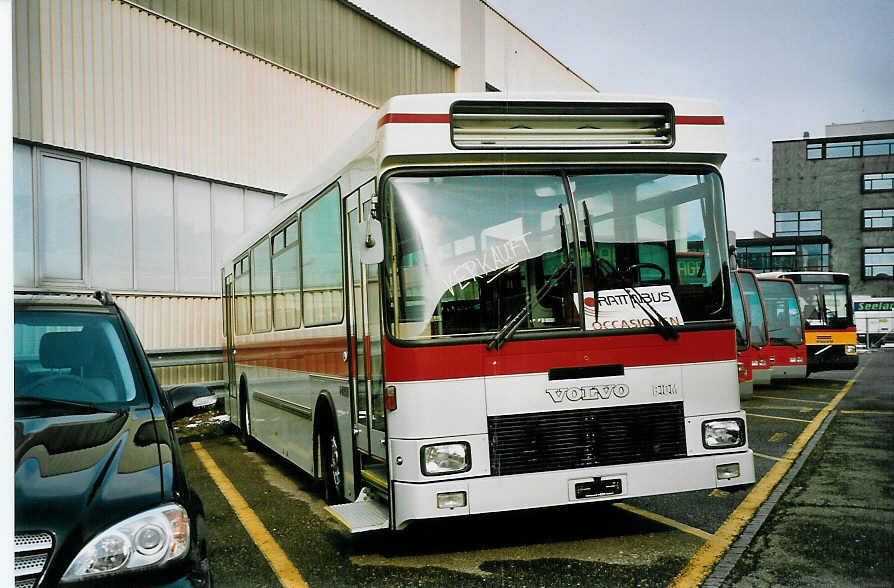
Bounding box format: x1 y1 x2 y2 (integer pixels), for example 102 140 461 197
863 247 894 279
737 242 830 273
805 135 894 160
863 172 894 193
863 209 894 231
38 152 86 283
774 211 821 237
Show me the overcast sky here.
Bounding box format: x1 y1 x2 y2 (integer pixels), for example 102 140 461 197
486 0 894 237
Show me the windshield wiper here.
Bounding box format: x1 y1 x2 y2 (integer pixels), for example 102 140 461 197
15 395 107 413
580 201 601 323
486 257 574 350
487 206 573 351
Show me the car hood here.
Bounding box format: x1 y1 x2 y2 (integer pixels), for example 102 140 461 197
14 407 164 576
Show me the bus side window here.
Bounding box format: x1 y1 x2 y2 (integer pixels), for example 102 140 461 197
251 240 272 332
234 256 251 335
273 220 301 330
302 185 344 326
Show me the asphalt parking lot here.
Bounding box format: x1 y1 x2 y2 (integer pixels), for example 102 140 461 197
177 350 893 587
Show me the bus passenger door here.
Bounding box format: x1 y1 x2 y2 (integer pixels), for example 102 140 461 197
347 199 371 456
347 184 387 461
223 273 238 420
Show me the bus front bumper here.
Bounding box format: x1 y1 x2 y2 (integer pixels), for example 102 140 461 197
752 368 772 386
770 364 808 380
392 450 755 530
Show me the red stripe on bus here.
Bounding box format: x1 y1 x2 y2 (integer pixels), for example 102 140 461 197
233 337 348 378
377 113 451 127
383 329 735 382
676 115 725 125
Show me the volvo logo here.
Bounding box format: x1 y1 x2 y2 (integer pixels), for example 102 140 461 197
545 384 630 403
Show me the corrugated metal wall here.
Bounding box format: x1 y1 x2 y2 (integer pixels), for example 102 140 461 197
130 0 455 105
12 0 377 194
116 295 222 350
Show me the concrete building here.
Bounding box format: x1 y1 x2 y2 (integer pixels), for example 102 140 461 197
12 0 597 384
738 121 894 298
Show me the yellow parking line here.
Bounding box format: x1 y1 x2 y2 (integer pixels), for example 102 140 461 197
785 384 840 393
191 442 308 588
840 409 894 415
669 362 866 587
753 452 789 463
613 503 713 541
752 395 829 405
747 413 812 423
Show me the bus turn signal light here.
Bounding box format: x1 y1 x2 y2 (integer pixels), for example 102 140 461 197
384 385 397 411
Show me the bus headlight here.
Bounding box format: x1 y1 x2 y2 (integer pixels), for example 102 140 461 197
702 419 746 449
421 442 471 476
846 345 857 354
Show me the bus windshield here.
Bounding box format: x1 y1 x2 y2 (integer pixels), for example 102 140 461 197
759 280 804 347
731 273 749 351
383 170 729 342
737 271 768 348
794 281 852 329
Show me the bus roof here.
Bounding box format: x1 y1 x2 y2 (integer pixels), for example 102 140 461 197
758 271 851 283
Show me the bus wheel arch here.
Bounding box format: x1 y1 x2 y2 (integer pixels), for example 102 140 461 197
313 393 344 504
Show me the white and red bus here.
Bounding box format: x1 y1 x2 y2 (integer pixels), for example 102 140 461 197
730 270 754 399
220 93 756 532
756 276 807 380
736 269 771 388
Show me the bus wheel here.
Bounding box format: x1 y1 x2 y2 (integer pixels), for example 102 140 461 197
239 385 255 451
320 426 344 504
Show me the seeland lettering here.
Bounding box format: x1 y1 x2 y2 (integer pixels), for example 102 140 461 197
545 384 630 403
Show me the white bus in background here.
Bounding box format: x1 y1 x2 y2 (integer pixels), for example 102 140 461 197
220 92 755 532
853 297 894 348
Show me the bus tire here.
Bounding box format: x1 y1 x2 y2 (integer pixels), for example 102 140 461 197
318 422 344 505
239 380 256 451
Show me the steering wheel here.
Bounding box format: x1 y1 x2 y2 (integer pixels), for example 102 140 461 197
19 374 106 403
625 262 667 281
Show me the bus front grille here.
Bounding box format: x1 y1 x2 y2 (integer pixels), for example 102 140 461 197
487 402 686 476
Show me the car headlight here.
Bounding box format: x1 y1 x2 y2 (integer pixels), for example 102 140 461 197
61 504 190 582
702 419 746 449
421 442 471 476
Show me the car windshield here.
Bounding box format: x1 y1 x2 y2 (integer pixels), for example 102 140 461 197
14 310 145 410
794 281 852 328
737 271 768 348
382 169 729 342
758 280 804 347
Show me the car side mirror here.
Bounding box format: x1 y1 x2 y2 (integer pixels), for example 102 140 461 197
357 216 384 265
167 385 217 421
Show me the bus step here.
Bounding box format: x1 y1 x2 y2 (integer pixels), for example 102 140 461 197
360 463 388 491
325 487 389 533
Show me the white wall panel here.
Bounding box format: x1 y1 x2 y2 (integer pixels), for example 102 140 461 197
87 159 134 289
174 176 213 293
212 184 246 291
22 0 375 195
133 168 174 291
13 144 34 286
244 190 276 235
484 5 596 93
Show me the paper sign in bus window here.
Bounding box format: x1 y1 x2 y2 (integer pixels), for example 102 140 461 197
574 285 684 331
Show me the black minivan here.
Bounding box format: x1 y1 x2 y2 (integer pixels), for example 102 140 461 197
14 292 215 587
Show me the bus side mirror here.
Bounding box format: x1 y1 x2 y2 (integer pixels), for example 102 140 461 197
358 217 384 265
